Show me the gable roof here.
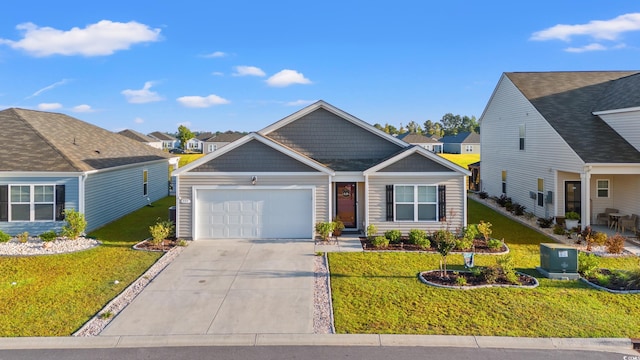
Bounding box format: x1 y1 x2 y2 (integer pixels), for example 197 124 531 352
364 146 470 175
440 132 479 144
594 72 640 113
259 101 407 171
0 108 171 172
505 71 640 163
204 133 245 142
398 133 442 144
148 131 176 141
195 132 214 141
118 129 159 143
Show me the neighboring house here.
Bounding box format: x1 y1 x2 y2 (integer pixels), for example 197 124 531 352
202 133 245 154
184 132 214 153
148 131 179 150
398 133 443 153
440 132 480 154
118 129 163 149
479 71 640 228
173 101 470 240
0 108 177 235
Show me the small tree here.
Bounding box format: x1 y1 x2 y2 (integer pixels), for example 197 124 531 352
433 229 456 278
177 125 194 149
61 209 87 240
477 221 492 241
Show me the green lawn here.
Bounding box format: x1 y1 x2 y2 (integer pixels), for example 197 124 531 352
0 197 175 337
178 153 204 167
438 153 480 169
328 198 640 337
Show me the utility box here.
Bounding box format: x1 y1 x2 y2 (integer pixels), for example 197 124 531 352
168 206 176 224
537 243 579 280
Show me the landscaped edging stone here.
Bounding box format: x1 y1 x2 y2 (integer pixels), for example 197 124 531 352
0 237 99 256
579 277 640 294
418 270 539 290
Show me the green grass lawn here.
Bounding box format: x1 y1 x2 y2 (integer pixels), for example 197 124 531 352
0 197 175 337
178 153 204 167
329 198 640 337
438 153 480 169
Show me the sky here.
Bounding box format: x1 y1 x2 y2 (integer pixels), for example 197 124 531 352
1 1 640 134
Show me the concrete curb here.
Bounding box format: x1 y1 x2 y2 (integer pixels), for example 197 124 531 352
0 335 636 354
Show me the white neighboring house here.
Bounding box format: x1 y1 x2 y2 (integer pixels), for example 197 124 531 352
203 133 245 154
117 129 163 149
398 133 443 153
479 71 640 229
148 131 179 150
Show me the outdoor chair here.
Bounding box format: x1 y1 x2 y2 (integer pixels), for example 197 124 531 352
596 208 618 226
618 214 638 234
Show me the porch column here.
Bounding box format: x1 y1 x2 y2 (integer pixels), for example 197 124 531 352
328 175 333 222
364 174 369 229
581 170 591 229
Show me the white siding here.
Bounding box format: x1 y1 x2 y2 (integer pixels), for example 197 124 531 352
480 75 585 219
176 174 329 239
598 111 640 152
367 174 464 235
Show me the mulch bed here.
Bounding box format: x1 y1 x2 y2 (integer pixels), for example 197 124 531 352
133 239 180 252
360 237 507 253
420 270 538 288
583 269 640 292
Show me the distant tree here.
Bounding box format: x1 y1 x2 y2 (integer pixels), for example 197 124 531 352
177 125 194 149
373 123 384 131
383 123 398 135
406 121 423 134
441 113 478 136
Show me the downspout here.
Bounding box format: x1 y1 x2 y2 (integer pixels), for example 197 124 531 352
78 172 91 214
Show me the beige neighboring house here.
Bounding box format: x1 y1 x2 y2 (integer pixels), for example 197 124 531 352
118 129 163 149
203 133 246 154
148 131 179 150
173 101 470 240
398 133 443 153
480 71 640 230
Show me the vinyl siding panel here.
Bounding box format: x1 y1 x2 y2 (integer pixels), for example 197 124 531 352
480 75 584 219
367 174 464 234
84 161 169 232
598 111 640 152
176 174 329 239
0 176 79 235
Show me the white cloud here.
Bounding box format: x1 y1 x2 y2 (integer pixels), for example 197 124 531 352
285 99 315 106
134 117 144 124
27 79 70 99
211 71 224 76
72 104 93 113
266 69 312 87
203 51 226 58
121 81 164 104
37 102 63 110
531 13 640 41
565 43 608 53
233 65 266 77
176 94 230 108
0 20 161 57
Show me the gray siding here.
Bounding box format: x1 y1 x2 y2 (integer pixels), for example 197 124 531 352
266 108 403 170
0 176 79 235
379 153 452 172
367 174 465 235
84 160 169 232
192 140 318 172
176 174 329 239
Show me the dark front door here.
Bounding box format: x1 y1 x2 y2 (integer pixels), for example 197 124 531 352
336 182 357 228
565 181 581 214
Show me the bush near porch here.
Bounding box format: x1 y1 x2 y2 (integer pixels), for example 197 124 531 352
328 198 640 337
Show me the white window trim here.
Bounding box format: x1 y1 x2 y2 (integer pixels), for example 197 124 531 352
465 145 473 152
208 144 217 152
143 169 149 197
9 184 56 222
596 179 610 198
394 184 438 222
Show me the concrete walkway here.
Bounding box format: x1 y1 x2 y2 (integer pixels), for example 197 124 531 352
101 239 315 336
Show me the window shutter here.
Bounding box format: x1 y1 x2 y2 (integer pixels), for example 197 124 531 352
438 185 446 221
386 185 394 221
0 185 7 222
55 185 65 221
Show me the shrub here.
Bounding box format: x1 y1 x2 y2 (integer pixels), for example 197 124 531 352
61 209 87 240
582 227 607 251
454 238 474 251
477 221 492 241
487 238 503 250
478 191 488 199
504 202 514 212
315 222 335 241
371 235 389 248
149 219 175 245
553 224 566 235
497 254 519 284
496 194 511 207
537 217 554 228
511 203 526 216
565 211 580 220
384 229 402 244
578 252 600 278
463 224 479 241
0 230 11 243
594 272 610 286
626 269 640 289
17 232 29 243
481 266 501 284
177 239 189 247
605 234 625 254
455 276 467 286
39 230 58 242
366 224 377 239
408 229 429 249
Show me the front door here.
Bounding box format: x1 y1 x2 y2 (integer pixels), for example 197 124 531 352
565 181 581 214
336 182 357 228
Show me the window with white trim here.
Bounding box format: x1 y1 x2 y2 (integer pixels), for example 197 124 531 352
208 144 217 152
143 170 148 196
465 145 473 152
537 178 544 207
519 124 525 150
9 185 55 221
596 179 609 198
394 185 437 221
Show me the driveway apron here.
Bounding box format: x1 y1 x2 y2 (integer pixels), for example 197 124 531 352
101 239 315 336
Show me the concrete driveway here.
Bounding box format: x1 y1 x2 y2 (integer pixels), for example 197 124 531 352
101 238 315 336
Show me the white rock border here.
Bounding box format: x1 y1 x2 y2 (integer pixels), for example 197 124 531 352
0 237 99 256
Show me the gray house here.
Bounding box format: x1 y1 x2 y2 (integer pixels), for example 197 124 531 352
202 133 245 154
440 132 480 154
398 133 443 153
148 131 178 150
0 108 176 235
118 129 163 149
173 101 470 240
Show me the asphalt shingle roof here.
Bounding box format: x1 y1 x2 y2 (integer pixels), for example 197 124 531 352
398 133 441 144
148 131 176 141
0 108 171 172
506 71 640 164
118 129 158 143
205 133 245 142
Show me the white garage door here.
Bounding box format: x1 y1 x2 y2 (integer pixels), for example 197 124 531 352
195 188 313 239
